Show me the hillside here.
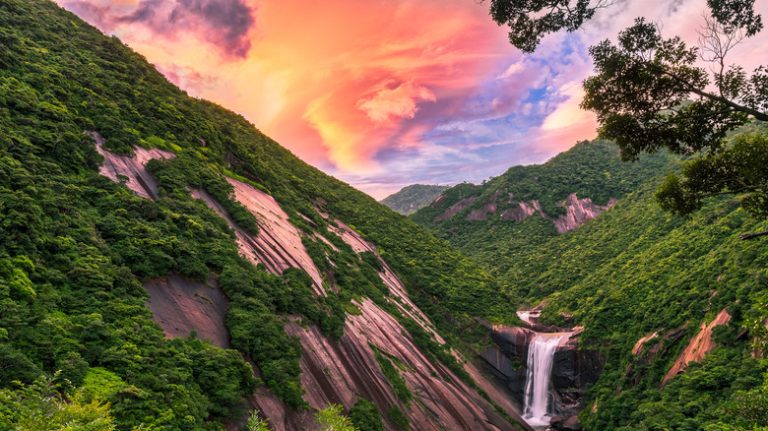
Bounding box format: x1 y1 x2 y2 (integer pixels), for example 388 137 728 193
506 169 768 430
381 185 449 215
412 140 674 286
411 134 768 429
0 1 529 430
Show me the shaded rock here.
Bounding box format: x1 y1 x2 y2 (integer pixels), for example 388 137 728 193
551 415 582 431
434 196 477 222
551 194 616 233
144 275 230 348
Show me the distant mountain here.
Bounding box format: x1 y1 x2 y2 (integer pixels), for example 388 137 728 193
381 184 449 215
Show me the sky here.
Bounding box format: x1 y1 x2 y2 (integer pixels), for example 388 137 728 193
55 0 768 199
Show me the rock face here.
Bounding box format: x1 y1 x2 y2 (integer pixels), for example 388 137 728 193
226 178 326 294
662 309 731 385
434 191 616 233
551 194 617 234
98 143 531 430
92 132 174 200
144 275 230 348
189 178 529 430
479 320 601 426
435 196 477 221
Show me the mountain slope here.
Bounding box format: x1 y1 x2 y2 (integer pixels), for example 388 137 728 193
0 1 527 430
412 140 674 289
381 184 449 215
506 170 768 430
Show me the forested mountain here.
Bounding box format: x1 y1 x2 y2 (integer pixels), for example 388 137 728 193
2 1 768 431
508 163 768 430
412 140 674 285
413 135 768 430
0 1 529 430
380 185 449 215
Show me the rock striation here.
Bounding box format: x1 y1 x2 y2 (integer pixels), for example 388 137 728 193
92 132 175 199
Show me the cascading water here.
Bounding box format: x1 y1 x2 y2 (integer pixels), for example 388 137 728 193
522 333 568 427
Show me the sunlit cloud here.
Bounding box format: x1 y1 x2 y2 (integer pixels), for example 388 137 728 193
56 0 768 199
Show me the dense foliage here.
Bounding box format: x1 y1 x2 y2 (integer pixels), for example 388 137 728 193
380 184 449 215
412 140 673 289
498 155 768 430
0 0 521 429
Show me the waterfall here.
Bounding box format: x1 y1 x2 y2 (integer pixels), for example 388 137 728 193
523 333 568 427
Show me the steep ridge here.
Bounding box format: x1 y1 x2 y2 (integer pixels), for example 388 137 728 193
182 168 528 430
0 1 527 430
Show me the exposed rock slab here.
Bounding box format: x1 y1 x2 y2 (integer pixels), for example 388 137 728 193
662 309 731 385
551 194 617 233
328 221 444 343
92 132 174 199
435 196 477 222
191 182 325 295
632 332 659 356
285 298 528 431
143 275 230 348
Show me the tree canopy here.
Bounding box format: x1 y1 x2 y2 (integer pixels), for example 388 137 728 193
488 0 768 237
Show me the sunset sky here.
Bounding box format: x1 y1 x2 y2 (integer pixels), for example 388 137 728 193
56 0 768 198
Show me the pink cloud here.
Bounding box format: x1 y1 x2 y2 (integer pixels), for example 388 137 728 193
357 81 436 125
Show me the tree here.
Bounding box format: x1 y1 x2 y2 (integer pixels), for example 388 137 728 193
487 0 768 238
488 0 763 53
315 404 360 431
245 411 272 431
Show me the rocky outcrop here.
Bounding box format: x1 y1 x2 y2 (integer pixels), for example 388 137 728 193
191 182 325 295
662 309 731 385
434 196 477 221
632 332 659 355
551 194 617 233
92 132 174 199
500 201 539 222
328 220 444 342
434 190 616 233
279 299 527 431
479 322 601 425
227 178 326 294
143 275 230 348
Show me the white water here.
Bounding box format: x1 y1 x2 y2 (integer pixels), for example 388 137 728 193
523 333 568 427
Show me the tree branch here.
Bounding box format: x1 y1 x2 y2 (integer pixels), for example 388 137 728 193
656 66 768 121
740 230 768 240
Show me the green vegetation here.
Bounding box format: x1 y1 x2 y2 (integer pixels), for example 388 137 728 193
0 375 117 431
349 398 384 431
0 0 520 429
387 406 410 430
412 140 673 292
245 411 272 431
315 404 360 431
372 346 413 405
381 184 449 215
493 150 768 429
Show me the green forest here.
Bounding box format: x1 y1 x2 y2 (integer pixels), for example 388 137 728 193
0 1 521 430
2 0 768 430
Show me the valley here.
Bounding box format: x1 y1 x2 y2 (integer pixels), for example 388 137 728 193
0 1 767 431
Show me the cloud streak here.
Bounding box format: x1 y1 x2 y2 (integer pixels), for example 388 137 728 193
57 0 768 199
